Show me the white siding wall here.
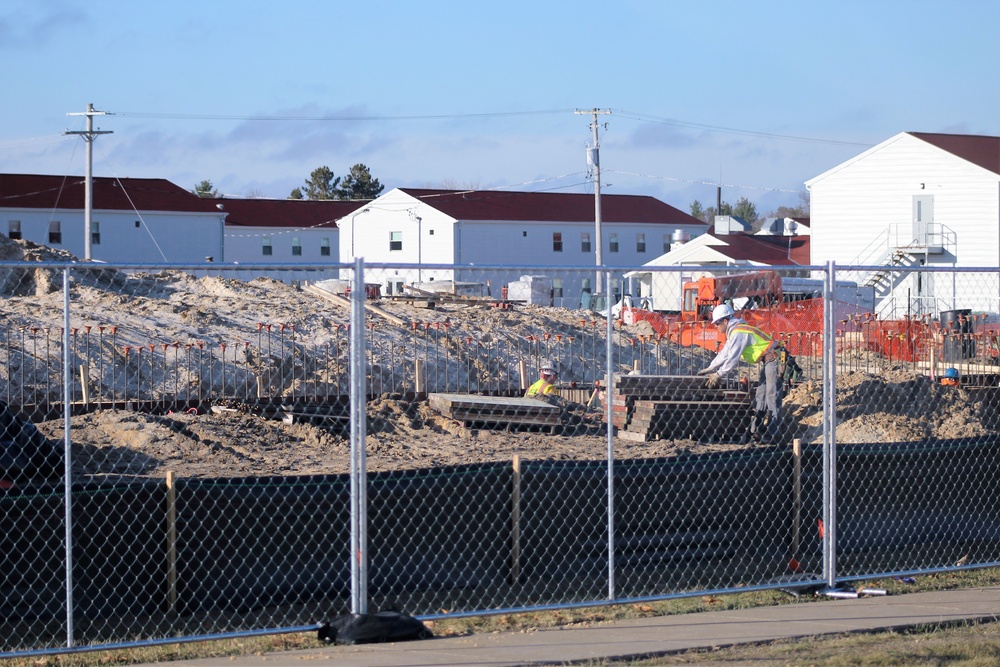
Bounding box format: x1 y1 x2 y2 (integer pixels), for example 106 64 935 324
224 226 339 264
453 220 706 306
1 208 224 263
810 134 1000 268
810 133 1000 317
337 189 707 307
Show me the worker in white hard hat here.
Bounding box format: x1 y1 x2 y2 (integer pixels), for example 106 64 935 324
697 303 784 444
526 361 560 399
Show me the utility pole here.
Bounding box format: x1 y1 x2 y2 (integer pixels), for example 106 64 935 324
576 108 611 294
65 104 113 261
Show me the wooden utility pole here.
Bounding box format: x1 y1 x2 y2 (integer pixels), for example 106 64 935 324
65 104 113 261
576 109 612 294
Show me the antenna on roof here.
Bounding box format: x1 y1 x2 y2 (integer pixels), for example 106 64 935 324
65 103 114 261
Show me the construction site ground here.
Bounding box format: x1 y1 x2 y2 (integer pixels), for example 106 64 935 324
1 236 997 480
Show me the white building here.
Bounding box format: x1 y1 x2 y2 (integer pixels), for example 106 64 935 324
626 216 811 312
806 131 1000 317
217 197 358 263
0 173 226 263
337 187 707 307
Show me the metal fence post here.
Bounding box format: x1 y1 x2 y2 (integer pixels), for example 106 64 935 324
350 258 369 615
62 267 75 647
822 261 838 589
604 270 616 601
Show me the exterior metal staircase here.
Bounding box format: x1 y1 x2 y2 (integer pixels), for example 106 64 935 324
851 223 957 316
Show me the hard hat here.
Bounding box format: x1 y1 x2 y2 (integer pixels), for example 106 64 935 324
711 304 735 324
942 367 960 379
540 360 557 375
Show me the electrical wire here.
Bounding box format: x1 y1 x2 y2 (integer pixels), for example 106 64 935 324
604 169 804 194
115 109 576 122
95 144 169 262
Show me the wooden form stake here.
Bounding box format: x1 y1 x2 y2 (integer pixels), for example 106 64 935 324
791 438 802 558
511 454 521 584
166 470 178 613
78 363 90 405
415 359 426 394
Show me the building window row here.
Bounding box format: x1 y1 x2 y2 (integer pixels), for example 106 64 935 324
545 230 662 254
260 236 332 257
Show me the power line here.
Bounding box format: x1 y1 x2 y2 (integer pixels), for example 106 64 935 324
606 169 804 194
114 109 576 122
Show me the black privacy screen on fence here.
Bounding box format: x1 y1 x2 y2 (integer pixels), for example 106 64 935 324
834 440 1000 577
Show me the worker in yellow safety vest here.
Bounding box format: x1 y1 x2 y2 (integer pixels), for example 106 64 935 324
697 304 784 444
526 361 560 399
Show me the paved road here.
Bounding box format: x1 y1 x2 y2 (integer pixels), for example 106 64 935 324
132 587 1000 666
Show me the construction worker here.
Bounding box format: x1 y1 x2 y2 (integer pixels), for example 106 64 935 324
526 361 560 400
697 303 784 444
940 367 961 387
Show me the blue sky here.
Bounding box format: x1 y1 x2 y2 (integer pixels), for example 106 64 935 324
2 0 998 215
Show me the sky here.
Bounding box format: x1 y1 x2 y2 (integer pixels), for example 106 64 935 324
2 0 998 216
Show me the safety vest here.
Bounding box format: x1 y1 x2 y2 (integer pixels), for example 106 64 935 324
729 322 776 365
526 378 558 397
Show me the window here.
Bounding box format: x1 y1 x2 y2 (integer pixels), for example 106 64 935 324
8 221 21 240
320 237 331 256
291 236 302 256
522 231 527 237
553 278 564 298
664 234 671 253
390 231 402 251
553 232 563 252
92 221 101 246
582 278 592 293
581 232 591 253
48 221 61 244
262 236 273 256
135 220 141 228
609 233 619 253
636 233 645 253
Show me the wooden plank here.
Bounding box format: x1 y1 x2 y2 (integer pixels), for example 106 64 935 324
303 284 409 327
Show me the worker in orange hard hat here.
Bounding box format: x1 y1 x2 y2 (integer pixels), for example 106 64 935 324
697 303 785 444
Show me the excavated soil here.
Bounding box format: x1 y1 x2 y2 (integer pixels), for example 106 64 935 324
1 236 996 480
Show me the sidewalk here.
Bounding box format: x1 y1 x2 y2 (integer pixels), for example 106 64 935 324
136 587 1000 667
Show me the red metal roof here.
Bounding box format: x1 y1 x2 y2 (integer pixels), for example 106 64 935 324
212 198 359 229
398 188 707 227
0 173 222 213
910 132 1000 176
708 232 811 266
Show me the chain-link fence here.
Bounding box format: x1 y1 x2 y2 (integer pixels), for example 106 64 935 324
0 260 998 656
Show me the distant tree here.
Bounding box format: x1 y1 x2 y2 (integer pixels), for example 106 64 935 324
705 201 733 220
765 191 811 220
689 200 707 222
244 188 266 199
732 197 759 226
288 188 304 200
294 166 341 200
438 178 484 191
191 180 218 198
337 163 384 200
